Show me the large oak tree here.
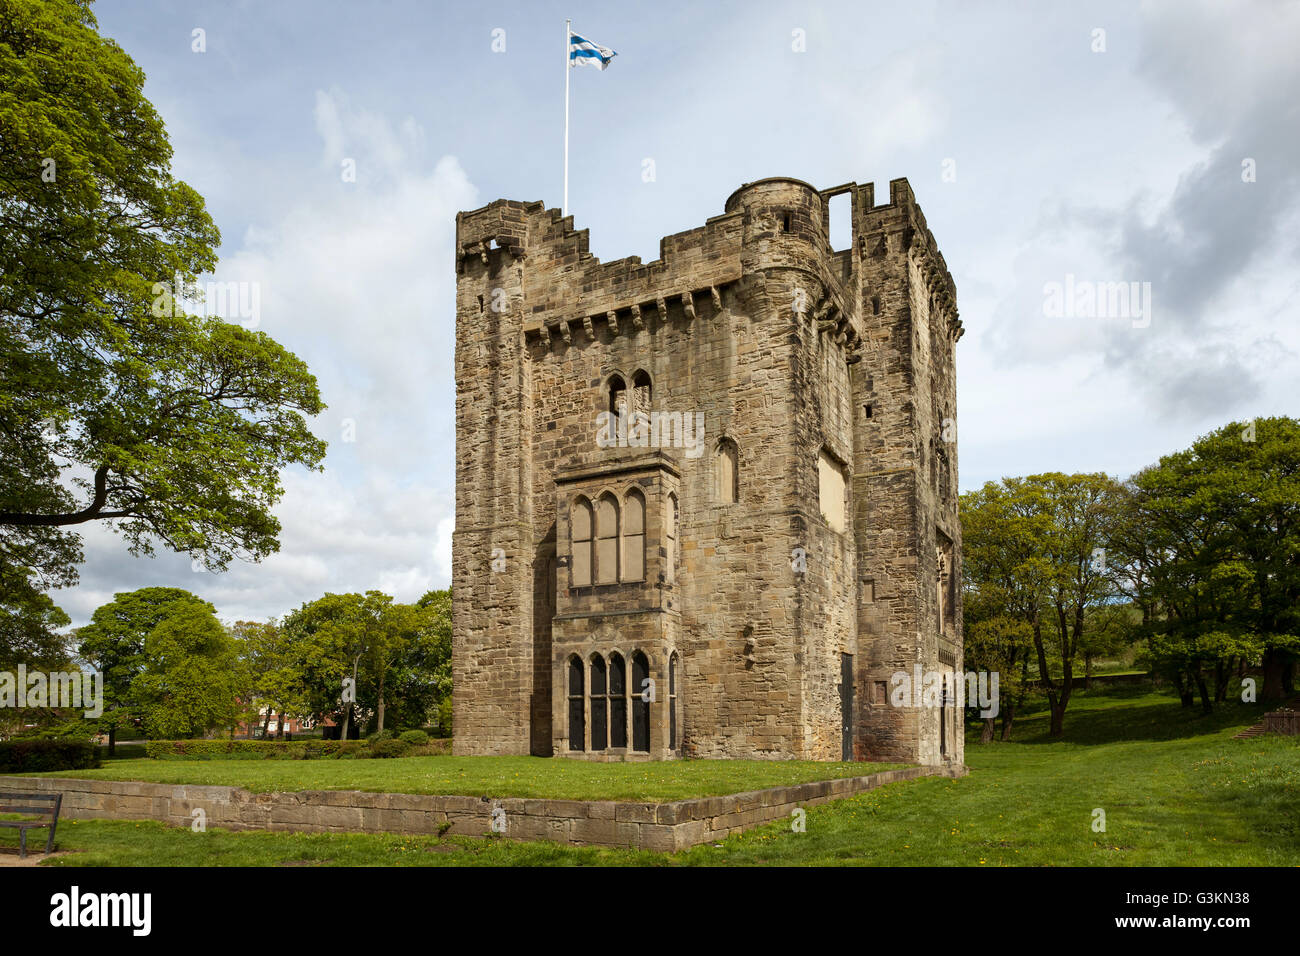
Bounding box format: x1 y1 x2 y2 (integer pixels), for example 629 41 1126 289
0 0 325 648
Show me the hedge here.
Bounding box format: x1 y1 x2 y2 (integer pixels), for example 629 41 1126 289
0 738 102 773
144 740 368 761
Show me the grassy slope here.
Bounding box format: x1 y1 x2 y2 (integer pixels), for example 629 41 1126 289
6 686 1297 866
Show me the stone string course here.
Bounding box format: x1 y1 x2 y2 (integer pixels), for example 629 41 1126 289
0 765 964 852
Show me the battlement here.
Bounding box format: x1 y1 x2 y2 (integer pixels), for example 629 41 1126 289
454 175 960 346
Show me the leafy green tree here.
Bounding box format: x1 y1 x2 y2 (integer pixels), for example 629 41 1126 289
75 587 206 752
276 590 452 737
136 601 244 739
0 585 69 672
279 593 362 735
962 588 1034 742
961 473 1123 737
0 0 326 639
1116 418 1300 707
234 619 306 739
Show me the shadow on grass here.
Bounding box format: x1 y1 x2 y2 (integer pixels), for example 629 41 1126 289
969 684 1269 746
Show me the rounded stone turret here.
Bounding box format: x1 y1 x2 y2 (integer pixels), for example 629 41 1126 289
724 177 828 276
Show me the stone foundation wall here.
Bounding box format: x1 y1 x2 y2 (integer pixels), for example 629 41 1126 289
0 765 964 852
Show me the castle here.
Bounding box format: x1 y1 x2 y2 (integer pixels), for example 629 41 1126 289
452 176 963 765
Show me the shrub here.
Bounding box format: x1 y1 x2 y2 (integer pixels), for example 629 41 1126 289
436 697 453 737
0 738 101 773
367 730 394 744
368 738 411 759
398 730 429 747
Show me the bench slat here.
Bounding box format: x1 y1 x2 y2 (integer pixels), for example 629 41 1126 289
0 807 58 816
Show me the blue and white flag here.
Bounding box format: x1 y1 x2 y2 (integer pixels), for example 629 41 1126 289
569 31 617 70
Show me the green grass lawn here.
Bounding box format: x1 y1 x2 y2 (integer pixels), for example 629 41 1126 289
5 686 1297 866
24 755 902 802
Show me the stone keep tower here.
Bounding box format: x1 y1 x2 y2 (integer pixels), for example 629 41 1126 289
452 177 964 765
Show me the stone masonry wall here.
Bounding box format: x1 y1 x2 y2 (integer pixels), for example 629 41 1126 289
0 765 965 852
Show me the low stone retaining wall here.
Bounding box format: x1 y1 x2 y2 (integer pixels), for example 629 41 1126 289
1262 710 1298 735
0 764 965 852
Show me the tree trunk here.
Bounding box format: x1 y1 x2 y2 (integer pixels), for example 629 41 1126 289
1084 653 1093 689
1262 647 1286 701
1284 656 1296 697
1172 669 1193 707
980 717 995 744
1000 701 1016 741
108 724 116 759
261 707 272 739
1194 669 1213 715
1214 660 1228 703
1049 699 1066 737
377 672 386 733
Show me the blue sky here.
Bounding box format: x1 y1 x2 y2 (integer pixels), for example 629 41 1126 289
64 0 1300 625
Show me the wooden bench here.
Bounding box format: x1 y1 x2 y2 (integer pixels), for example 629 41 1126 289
0 792 62 858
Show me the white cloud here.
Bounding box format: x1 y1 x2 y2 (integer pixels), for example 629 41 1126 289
59 90 475 626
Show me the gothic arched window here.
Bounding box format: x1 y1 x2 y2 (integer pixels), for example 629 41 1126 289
608 374 627 417
590 654 607 751
631 369 652 416
632 650 651 752
595 493 619 584
571 496 594 587
567 655 585 751
609 652 627 749
623 488 645 581
666 492 678 584
669 652 679 750
716 438 739 504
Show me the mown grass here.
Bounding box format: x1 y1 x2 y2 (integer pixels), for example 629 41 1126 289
5 686 1296 866
21 754 902 802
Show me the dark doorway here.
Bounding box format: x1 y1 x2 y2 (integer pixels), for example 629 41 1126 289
632 651 650 752
840 653 854 761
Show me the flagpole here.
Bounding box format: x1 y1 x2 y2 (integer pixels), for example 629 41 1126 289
563 18 571 217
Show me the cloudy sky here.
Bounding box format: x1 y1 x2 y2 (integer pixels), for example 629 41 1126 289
60 0 1300 626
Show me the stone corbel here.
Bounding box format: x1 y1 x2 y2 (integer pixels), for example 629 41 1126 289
711 286 722 312
582 315 594 339
656 296 668 324
632 303 644 331
539 323 551 347
606 310 618 334
559 319 571 344
681 291 696 321
479 241 490 265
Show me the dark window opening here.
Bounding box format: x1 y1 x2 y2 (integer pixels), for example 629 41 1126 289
590 654 607 751
567 656 585 751
632 651 650 752
669 653 679 750
608 374 626 417
609 653 627 748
